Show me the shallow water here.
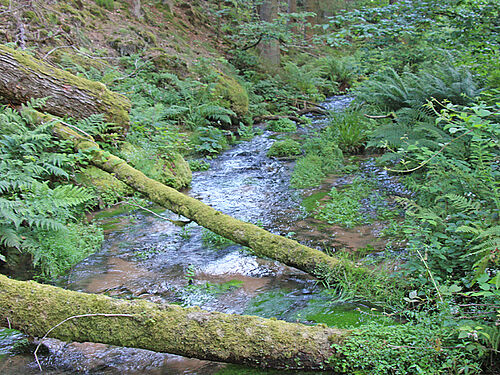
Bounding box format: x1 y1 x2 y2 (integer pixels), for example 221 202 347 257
0 96 398 374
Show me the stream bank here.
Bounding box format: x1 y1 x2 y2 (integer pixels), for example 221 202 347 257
1 96 403 374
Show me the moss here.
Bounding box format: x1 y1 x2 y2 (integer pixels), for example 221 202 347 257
119 142 192 190
23 11 39 23
0 274 351 370
267 139 301 158
76 166 134 207
215 74 249 117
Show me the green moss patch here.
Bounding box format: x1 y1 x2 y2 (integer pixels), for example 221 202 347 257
76 166 134 207
119 142 192 190
267 139 301 158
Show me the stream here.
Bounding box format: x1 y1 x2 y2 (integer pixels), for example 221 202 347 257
0 96 402 374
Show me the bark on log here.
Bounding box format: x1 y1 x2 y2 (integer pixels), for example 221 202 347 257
253 114 307 124
0 274 347 370
44 114 367 283
0 44 131 132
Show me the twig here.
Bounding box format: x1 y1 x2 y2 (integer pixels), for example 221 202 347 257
0 4 26 16
240 34 263 51
7 317 11 329
297 107 327 116
416 248 443 303
42 44 118 61
121 199 192 226
364 113 395 119
34 313 135 372
253 114 307 124
385 128 474 173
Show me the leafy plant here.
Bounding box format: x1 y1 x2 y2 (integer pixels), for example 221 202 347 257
356 65 478 113
201 229 235 250
327 110 372 153
95 0 114 11
0 103 100 277
266 138 301 158
267 118 297 132
291 131 344 188
191 126 229 155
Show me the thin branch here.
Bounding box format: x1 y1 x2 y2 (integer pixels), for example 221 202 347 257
112 199 192 226
416 248 443 303
240 34 263 51
253 114 307 124
364 113 395 119
385 128 474 174
34 313 136 372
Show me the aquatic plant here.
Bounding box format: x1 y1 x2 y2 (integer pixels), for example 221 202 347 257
266 138 301 158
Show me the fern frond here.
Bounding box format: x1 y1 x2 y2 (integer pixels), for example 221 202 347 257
441 193 481 212
0 225 22 248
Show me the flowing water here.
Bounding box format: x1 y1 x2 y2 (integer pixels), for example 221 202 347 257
0 96 401 374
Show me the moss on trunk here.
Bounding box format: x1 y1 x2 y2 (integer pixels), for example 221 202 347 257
0 274 347 370
0 44 131 132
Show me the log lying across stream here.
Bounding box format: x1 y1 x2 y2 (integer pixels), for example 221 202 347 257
51 116 367 282
0 274 346 370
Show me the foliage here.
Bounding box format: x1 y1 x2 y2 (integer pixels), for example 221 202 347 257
266 138 301 158
266 118 297 133
95 0 114 11
327 110 372 153
315 177 398 228
188 159 211 172
281 62 325 102
34 223 103 278
391 102 499 289
355 65 478 113
191 126 229 156
201 229 235 250
290 131 344 188
316 55 361 92
0 102 100 277
332 320 483 374
324 0 499 80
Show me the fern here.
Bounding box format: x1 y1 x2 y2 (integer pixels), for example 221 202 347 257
356 64 479 113
0 105 99 276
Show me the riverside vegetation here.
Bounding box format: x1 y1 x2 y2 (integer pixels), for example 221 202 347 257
0 0 498 373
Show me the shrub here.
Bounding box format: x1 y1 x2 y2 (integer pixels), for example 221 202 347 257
95 0 114 11
327 111 372 153
267 118 297 132
266 139 301 158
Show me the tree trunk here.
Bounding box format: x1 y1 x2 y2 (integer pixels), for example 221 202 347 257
43 114 367 283
257 0 280 69
288 0 298 33
0 44 131 132
0 274 347 370
131 0 142 19
305 0 321 37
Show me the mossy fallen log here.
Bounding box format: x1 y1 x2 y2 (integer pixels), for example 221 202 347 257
48 116 367 283
0 44 130 132
0 274 346 370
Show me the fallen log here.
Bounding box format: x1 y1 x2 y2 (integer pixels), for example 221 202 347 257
0 44 131 132
364 113 395 119
46 114 366 283
297 107 327 116
0 274 346 370
253 114 307 124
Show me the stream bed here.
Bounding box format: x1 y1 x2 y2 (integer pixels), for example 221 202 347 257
0 96 401 374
